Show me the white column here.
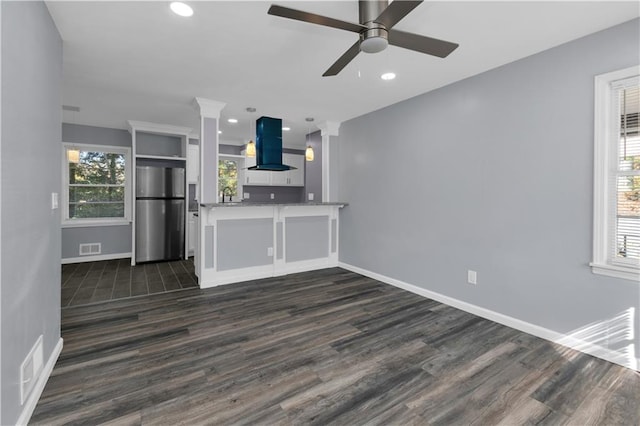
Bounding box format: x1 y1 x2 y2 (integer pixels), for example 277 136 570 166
194 97 225 203
193 98 225 283
317 121 340 202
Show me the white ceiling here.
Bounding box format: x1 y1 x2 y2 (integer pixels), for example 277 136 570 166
46 1 639 148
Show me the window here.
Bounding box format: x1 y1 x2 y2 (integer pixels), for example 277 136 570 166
218 158 239 201
592 66 640 281
62 143 131 226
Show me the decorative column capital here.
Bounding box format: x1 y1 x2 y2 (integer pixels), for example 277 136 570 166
317 121 340 137
194 97 226 119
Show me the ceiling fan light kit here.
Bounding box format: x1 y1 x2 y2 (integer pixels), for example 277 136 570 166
360 26 388 53
268 0 459 76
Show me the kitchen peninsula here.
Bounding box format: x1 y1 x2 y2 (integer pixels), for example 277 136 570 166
196 202 346 288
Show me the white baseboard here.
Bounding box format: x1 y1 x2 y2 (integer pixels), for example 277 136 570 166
199 265 275 288
339 262 639 372
276 258 336 276
16 338 63 426
199 258 338 288
61 252 131 264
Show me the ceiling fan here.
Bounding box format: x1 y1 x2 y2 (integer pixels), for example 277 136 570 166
268 0 459 77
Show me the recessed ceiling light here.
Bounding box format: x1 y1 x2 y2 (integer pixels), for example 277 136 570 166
381 72 396 81
282 127 291 131
228 118 238 124
170 2 193 17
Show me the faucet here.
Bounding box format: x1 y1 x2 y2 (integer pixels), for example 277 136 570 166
221 187 233 203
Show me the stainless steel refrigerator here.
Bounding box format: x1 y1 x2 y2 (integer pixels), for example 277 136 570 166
135 166 185 263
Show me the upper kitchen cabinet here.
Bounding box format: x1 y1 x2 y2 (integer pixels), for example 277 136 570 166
187 144 199 183
285 153 305 186
243 152 305 187
243 151 273 186
128 121 191 161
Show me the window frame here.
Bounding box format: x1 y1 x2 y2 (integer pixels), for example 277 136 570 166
591 66 640 282
219 154 245 201
61 142 132 227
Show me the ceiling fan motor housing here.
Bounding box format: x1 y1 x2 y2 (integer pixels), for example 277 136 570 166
267 0 459 76
359 25 389 53
359 1 390 53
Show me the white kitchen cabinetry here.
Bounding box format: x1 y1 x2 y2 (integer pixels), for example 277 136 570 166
243 153 305 187
244 153 272 186
244 158 270 186
188 211 198 256
128 121 192 265
187 145 199 183
284 153 305 186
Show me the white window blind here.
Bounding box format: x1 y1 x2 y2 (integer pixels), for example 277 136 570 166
612 81 639 265
592 67 640 281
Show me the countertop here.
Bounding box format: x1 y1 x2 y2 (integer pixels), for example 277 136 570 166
200 202 347 208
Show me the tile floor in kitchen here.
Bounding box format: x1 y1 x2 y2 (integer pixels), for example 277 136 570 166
61 258 198 307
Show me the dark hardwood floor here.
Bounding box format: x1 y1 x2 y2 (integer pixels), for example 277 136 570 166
33 268 639 425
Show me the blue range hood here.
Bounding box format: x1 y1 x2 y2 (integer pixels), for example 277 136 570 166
248 116 296 171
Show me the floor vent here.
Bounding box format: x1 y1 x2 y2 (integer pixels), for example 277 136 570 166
20 335 43 405
79 243 101 256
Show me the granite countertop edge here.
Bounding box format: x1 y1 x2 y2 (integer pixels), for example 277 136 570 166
200 202 348 208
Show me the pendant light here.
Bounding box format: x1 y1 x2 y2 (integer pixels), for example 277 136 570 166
245 107 256 158
67 148 80 163
305 117 315 162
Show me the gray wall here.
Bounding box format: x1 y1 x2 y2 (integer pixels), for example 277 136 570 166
61 124 132 260
62 123 130 147
1 2 62 423
339 19 640 363
243 185 305 203
305 131 322 202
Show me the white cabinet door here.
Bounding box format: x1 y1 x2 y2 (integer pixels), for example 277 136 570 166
244 154 271 186
187 145 199 183
270 171 288 186
284 154 305 186
188 212 197 256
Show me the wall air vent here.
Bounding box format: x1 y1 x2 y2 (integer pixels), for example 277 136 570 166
79 243 101 256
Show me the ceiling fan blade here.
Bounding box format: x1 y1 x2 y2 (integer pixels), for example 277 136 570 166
323 41 361 77
388 29 459 58
268 5 366 34
374 0 422 29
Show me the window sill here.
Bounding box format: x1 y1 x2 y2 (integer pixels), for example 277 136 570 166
590 262 640 282
62 219 132 228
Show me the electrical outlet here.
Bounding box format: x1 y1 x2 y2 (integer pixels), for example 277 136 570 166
270 193 275 199
308 193 314 201
467 270 477 285
267 247 274 256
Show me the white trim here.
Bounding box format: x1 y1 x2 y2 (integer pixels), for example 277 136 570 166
199 265 275 288
317 121 340 203
62 219 131 228
61 142 132 226
590 262 640 282
316 121 340 137
61 252 131 264
127 120 191 136
277 258 335 276
16 338 63 426
0 4 3 420
134 154 187 161
194 97 226 119
592 66 640 281
339 262 639 372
